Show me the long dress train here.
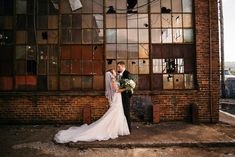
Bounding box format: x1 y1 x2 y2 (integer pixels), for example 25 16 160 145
54 92 130 143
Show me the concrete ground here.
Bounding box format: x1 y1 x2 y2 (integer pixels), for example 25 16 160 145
1 99 235 157
1 121 235 157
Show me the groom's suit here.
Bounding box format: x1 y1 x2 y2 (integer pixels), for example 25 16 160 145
121 70 132 132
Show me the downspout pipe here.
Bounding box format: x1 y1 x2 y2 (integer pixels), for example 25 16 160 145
209 0 213 123
219 0 225 98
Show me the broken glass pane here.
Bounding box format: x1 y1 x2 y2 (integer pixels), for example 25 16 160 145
117 44 127 59
150 0 160 13
151 14 161 28
128 59 138 74
117 29 127 43
138 29 148 43
139 44 149 58
117 14 126 28
152 59 162 73
162 14 171 28
162 29 172 43
175 58 184 73
127 14 137 28
106 44 116 59
139 59 149 74
172 14 182 28
183 29 193 43
173 29 183 43
163 74 173 89
184 74 194 89
182 0 192 12
106 14 116 28
172 0 182 13
183 14 192 27
93 0 103 13
128 29 138 43
138 0 147 13
106 29 116 43
151 29 161 43
128 44 138 58
138 14 148 28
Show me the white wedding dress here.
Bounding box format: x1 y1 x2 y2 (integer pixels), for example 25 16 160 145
54 73 130 143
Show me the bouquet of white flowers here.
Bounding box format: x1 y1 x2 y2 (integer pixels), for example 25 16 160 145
119 78 136 94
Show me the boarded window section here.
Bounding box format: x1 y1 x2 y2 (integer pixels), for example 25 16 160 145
60 44 104 90
152 44 194 90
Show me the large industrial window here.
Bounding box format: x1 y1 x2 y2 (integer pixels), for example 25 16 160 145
0 0 195 91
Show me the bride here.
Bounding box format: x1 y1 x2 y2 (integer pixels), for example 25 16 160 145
54 69 130 143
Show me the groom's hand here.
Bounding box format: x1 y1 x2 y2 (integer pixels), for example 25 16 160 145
116 88 126 93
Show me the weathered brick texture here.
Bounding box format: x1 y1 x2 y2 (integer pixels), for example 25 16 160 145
0 95 108 124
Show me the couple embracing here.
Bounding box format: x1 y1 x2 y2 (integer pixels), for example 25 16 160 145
54 61 135 143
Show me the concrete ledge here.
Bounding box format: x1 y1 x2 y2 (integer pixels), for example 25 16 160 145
67 141 235 149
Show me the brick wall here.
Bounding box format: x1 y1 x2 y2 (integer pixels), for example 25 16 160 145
0 0 220 124
0 94 108 124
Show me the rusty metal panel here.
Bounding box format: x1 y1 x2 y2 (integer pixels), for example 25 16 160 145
82 76 92 89
174 74 184 89
48 76 58 90
71 45 82 59
138 74 150 90
38 60 47 75
93 75 104 90
71 76 82 89
60 76 71 90
152 74 162 90
82 45 93 59
82 60 92 75
60 60 71 74
49 60 58 75
61 46 71 59
151 44 161 59
93 60 103 75
71 60 81 74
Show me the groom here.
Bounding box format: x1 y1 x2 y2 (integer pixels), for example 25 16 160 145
117 61 132 132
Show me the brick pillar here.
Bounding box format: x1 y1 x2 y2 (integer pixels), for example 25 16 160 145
153 104 160 123
83 105 91 124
